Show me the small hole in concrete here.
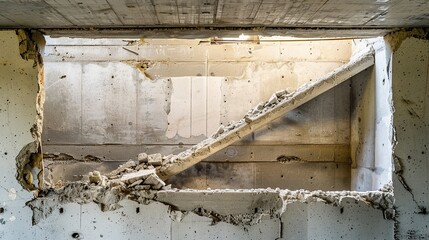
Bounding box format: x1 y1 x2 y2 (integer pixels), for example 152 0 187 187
59 207 64 214
71 232 80 238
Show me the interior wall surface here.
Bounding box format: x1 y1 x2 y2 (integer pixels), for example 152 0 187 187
0 30 395 240
351 39 393 191
42 37 353 190
0 30 42 239
392 36 429 239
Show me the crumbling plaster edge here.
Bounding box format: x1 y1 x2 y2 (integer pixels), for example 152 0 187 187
14 29 46 193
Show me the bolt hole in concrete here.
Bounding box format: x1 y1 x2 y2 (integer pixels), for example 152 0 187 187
40 35 393 193
71 232 81 239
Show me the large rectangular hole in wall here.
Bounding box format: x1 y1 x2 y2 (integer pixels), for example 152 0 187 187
41 36 392 191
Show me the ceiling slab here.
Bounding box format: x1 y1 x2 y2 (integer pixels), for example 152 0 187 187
41 26 396 39
0 0 428 37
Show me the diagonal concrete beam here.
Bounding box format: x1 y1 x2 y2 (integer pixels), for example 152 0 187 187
157 47 375 181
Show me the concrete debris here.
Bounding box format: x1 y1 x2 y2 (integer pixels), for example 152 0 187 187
106 160 137 178
148 153 162 166
212 125 225 138
143 174 165 190
137 152 148 163
267 93 278 106
168 208 188 222
120 169 156 184
88 171 107 186
135 163 147 171
275 89 288 98
162 154 176 165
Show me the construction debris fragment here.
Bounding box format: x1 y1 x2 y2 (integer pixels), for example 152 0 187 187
148 153 162 166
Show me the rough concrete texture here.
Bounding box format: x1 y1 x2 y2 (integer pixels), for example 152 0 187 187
0 30 44 239
351 38 394 191
0 1 428 30
390 35 429 239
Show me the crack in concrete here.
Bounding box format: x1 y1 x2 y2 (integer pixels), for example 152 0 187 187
393 155 427 215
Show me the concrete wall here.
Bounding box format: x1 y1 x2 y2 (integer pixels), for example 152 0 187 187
0 30 396 240
0 30 42 239
351 39 393 191
42 37 353 190
392 36 429 239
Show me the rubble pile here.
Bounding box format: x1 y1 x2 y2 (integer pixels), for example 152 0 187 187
83 153 176 191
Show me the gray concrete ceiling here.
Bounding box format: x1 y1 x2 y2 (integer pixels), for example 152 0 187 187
0 0 428 37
